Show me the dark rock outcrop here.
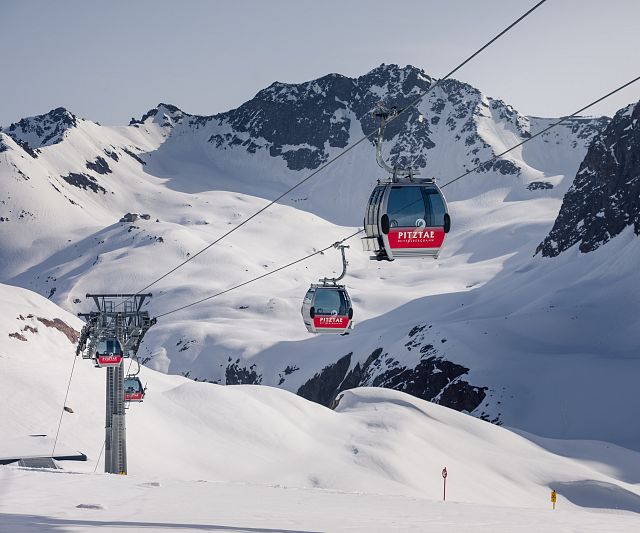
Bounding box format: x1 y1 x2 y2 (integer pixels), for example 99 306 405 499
225 359 262 385
6 107 78 148
122 147 146 165
297 353 353 406
527 181 554 191
537 102 640 257
297 326 487 414
35 317 79 344
86 156 112 175
120 213 138 223
61 173 106 194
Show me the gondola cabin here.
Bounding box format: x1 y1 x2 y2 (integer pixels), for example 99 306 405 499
124 376 145 402
301 284 353 334
95 338 124 367
363 181 450 261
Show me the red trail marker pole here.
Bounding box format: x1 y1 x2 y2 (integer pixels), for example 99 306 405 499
442 467 448 501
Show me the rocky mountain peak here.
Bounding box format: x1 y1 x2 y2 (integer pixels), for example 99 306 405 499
130 103 188 128
360 63 433 87
537 102 640 257
5 107 78 149
203 63 609 180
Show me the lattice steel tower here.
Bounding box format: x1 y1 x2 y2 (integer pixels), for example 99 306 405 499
76 294 155 474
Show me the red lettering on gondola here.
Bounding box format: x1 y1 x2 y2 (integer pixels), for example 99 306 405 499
313 316 350 328
97 354 122 366
125 392 144 401
388 227 445 249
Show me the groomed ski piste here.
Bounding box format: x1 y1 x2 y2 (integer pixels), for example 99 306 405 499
2 283 640 531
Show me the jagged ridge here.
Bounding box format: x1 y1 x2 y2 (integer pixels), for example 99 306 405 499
537 101 640 257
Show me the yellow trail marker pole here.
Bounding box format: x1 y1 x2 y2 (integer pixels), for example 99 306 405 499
551 489 557 510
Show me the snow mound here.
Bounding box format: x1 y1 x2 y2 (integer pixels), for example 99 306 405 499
2 283 640 512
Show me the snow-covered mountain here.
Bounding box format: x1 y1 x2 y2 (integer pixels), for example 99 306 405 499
1 64 637 447
3 106 79 148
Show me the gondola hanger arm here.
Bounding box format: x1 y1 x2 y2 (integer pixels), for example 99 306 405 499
373 104 419 182
319 243 349 285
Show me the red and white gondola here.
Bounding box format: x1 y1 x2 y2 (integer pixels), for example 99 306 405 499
363 179 450 261
95 338 124 367
301 284 353 334
124 376 145 402
362 105 451 261
301 244 354 335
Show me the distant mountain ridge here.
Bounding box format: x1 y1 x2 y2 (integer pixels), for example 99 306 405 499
3 64 608 183
129 64 609 181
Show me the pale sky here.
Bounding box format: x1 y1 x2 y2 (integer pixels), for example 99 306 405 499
1 0 639 126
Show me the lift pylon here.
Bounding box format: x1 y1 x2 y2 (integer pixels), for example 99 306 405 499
76 294 155 475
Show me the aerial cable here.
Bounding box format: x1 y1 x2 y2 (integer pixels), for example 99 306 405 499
155 229 363 318
152 72 640 320
93 441 105 473
441 73 640 189
134 0 549 295
51 350 78 456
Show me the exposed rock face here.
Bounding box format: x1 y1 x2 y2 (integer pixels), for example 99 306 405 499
6 107 78 148
10 314 79 344
211 322 487 418
225 358 262 385
297 325 487 414
297 353 353 407
133 64 604 178
205 65 526 175
120 213 139 223
537 102 640 257
35 317 79 344
86 156 112 175
527 181 554 191
60 172 106 194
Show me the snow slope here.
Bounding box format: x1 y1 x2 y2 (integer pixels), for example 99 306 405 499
1 64 636 449
3 469 640 533
1 282 640 531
